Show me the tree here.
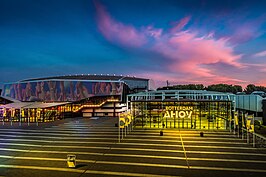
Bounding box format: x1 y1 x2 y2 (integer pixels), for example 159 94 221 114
157 84 205 90
157 83 242 94
245 84 257 94
244 84 266 94
206 84 242 94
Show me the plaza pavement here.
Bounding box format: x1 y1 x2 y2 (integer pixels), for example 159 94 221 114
0 117 265 177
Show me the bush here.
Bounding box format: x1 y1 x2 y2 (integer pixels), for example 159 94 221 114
254 120 261 126
255 125 266 136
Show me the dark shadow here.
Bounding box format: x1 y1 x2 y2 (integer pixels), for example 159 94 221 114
75 164 88 168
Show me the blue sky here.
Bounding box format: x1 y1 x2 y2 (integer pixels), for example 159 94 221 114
1 0 266 88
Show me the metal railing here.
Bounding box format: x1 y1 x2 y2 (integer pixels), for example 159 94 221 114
237 128 266 148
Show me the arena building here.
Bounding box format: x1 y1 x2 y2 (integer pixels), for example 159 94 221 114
3 75 258 130
127 90 236 130
0 74 149 122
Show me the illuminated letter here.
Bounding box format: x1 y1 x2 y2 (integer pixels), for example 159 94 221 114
179 111 186 118
186 111 192 118
37 110 41 118
164 111 170 118
170 111 175 118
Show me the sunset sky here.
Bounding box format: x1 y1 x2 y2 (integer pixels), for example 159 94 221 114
1 0 266 88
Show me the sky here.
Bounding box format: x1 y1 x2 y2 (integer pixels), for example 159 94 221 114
1 0 266 89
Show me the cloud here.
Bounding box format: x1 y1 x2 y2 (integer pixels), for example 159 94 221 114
94 1 264 87
153 30 243 77
94 1 147 47
225 14 266 44
145 26 163 39
169 16 191 33
254 50 266 57
229 24 261 44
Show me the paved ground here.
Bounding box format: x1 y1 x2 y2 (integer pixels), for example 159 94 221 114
0 117 265 177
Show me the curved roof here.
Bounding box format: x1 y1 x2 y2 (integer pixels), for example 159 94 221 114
20 74 149 82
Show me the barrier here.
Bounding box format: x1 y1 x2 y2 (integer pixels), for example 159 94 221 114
200 132 204 137
240 128 266 148
67 155 76 168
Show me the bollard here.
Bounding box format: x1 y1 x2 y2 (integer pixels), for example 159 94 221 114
200 132 204 137
160 130 163 136
67 155 76 168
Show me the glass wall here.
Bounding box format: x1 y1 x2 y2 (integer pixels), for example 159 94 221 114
0 107 62 123
131 101 232 130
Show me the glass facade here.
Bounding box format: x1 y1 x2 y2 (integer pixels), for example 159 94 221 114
131 100 232 130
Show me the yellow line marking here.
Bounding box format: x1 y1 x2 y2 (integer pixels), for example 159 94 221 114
45 128 118 131
0 143 41 147
97 160 188 168
179 137 243 141
118 142 259 150
111 147 266 156
1 141 256 150
0 129 117 132
2 131 118 135
0 134 117 140
0 155 93 162
179 131 190 168
131 132 235 136
104 153 266 163
128 135 240 140
0 129 234 137
0 136 254 150
0 132 117 137
1 145 266 157
0 137 246 146
0 143 110 149
0 149 266 164
187 157 266 163
48 126 118 128
124 138 246 145
94 161 266 173
0 136 248 148
0 132 241 141
133 129 231 133
191 166 266 173
0 164 84 173
0 134 242 143
0 165 178 177
0 138 115 145
0 154 266 173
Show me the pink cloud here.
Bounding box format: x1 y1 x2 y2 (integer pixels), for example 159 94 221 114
94 2 249 86
254 50 266 57
94 1 147 47
153 31 243 76
169 16 191 33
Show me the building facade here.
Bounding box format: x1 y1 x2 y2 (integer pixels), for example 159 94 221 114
127 90 235 130
0 74 149 122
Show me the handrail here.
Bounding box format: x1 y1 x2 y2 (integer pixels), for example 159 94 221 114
73 98 119 112
239 128 266 148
